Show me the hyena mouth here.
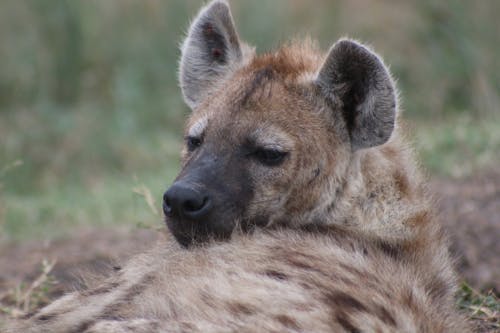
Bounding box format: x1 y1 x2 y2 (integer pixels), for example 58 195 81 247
163 215 236 248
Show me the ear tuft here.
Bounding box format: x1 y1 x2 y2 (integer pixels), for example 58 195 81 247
316 39 397 150
179 0 243 109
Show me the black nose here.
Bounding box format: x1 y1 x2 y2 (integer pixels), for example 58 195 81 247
163 182 212 220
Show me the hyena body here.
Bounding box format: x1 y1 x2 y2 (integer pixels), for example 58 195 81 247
9 1 469 332
13 226 466 333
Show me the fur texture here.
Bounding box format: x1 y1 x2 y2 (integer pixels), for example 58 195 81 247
11 226 468 333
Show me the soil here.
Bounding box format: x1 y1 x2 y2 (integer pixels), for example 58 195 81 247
0 171 498 330
0 228 160 300
432 170 500 294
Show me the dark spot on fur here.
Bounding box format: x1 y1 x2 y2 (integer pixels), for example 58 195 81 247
284 253 331 278
123 274 155 302
98 303 127 321
338 276 356 287
128 320 160 330
179 322 197 331
373 304 396 327
287 257 315 270
377 241 401 260
308 167 321 185
200 290 216 306
298 223 345 237
275 314 300 329
228 302 255 316
81 281 120 297
393 169 410 196
70 321 93 333
36 313 56 322
403 290 418 312
326 200 336 213
241 214 269 233
239 66 274 107
405 211 430 227
299 281 313 290
327 180 348 213
264 269 289 281
335 312 362 333
324 291 367 313
425 276 449 302
337 262 368 280
97 273 156 321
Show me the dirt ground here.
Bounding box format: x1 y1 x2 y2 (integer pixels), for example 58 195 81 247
432 170 500 294
0 170 499 330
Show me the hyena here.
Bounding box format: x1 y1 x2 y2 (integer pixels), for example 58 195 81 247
8 1 469 332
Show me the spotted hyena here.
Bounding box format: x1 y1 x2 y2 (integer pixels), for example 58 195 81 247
8 1 469 332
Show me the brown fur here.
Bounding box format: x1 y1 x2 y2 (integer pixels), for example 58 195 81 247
9 225 468 333
8 1 470 332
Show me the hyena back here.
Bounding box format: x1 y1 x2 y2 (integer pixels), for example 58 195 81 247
8 1 469 332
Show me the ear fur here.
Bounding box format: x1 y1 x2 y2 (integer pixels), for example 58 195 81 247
179 0 243 109
316 39 397 150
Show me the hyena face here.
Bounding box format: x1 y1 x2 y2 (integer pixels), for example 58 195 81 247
163 0 396 247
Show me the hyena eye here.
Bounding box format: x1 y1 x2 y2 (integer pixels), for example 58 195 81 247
186 136 202 152
253 148 288 166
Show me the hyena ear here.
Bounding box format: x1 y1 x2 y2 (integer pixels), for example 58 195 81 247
316 39 397 151
179 0 243 109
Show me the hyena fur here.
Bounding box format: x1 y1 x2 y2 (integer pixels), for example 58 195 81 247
8 1 470 332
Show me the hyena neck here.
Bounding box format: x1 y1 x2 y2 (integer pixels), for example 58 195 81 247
321 131 431 242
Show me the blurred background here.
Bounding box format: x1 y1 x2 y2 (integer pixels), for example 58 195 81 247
1 0 499 240
0 0 499 326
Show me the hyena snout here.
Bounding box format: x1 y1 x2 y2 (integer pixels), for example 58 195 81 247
163 151 250 247
163 182 212 221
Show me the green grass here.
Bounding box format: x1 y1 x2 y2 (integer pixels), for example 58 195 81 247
0 104 183 242
0 142 182 242
413 114 500 178
1 169 176 241
457 283 500 331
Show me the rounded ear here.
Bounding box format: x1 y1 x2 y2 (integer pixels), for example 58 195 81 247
315 39 397 151
179 0 243 109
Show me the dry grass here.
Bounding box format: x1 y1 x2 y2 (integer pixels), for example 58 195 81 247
0 259 57 319
457 283 500 332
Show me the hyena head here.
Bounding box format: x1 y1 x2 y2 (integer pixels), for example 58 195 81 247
163 0 397 247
